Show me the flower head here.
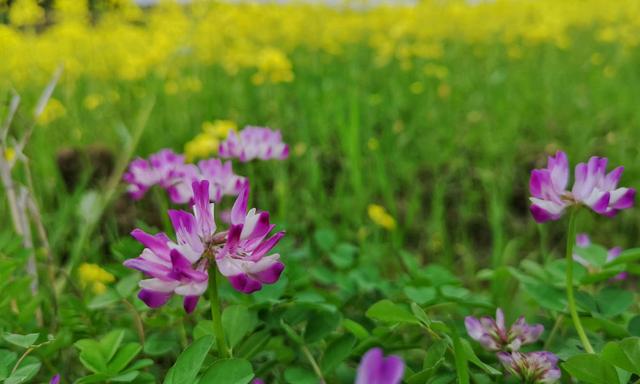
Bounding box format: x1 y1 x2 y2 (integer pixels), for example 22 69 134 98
215 185 285 293
219 126 289 162
123 149 185 200
50 374 61 384
355 348 404 384
465 308 543 351
574 233 627 281
529 151 635 222
78 263 115 295
123 180 217 313
497 351 561 384
368 204 396 230
123 149 246 204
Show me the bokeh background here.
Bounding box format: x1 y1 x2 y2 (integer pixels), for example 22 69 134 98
1 0 640 380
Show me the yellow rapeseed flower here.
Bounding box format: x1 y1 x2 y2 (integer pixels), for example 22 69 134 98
252 48 294 85
202 120 237 138
185 133 220 161
37 98 66 125
9 0 44 27
78 263 115 295
368 204 397 231
3 147 16 162
83 94 104 110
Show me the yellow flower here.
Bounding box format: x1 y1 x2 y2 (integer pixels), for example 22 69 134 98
252 48 294 85
3 147 16 162
164 80 179 95
78 263 115 295
294 142 307 157
185 133 220 161
368 204 396 231
36 98 66 125
83 94 104 110
424 63 449 80
202 120 237 138
9 0 44 27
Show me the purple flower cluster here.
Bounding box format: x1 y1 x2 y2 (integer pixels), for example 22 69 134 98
574 233 627 281
124 150 246 204
356 348 404 384
123 181 285 312
219 126 289 162
529 151 635 222
465 308 544 351
466 309 559 383
498 351 561 384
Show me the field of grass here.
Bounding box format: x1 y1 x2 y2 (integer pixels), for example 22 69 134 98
2 0 640 383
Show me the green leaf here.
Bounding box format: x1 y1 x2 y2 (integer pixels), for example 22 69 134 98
0 350 18 380
110 370 140 382
144 333 177 356
163 335 214 384
304 308 341 343
107 343 142 374
99 330 125 363
628 316 640 337
407 339 448 383
236 330 271 359
3 333 39 348
281 319 304 345
314 229 337 252
606 248 640 266
410 302 431 326
5 356 41 384
199 358 254 384
404 286 437 305
595 288 634 317
563 353 619 384
342 319 369 340
366 299 419 324
520 282 566 312
328 243 357 269
461 339 501 375
452 332 469 384
284 367 317 384
601 337 640 374
320 334 356 374
222 305 258 348
75 339 108 373
574 244 609 267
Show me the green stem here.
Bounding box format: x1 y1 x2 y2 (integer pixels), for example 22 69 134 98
208 268 230 358
565 208 594 354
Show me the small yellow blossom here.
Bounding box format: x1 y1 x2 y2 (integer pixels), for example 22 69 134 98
368 204 396 231
202 120 237 138
185 133 220 161
9 0 44 27
37 98 66 125
78 263 115 295
252 48 294 85
3 147 16 162
83 94 104 110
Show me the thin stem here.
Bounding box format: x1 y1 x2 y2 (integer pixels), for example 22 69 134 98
208 267 230 358
301 345 325 384
565 208 594 354
123 299 145 344
543 314 564 350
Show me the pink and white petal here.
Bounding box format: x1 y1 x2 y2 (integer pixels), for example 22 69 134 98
131 229 171 259
530 198 566 222
250 231 286 261
215 255 245 277
240 211 271 241
192 180 216 238
183 295 200 314
174 281 208 296
139 278 180 293
138 289 172 308
231 185 250 225
548 151 569 191
228 274 262 293
610 187 635 209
